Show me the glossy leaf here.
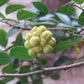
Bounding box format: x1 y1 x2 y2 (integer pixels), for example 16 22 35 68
55 13 71 25
69 36 82 43
54 56 69 67
71 20 80 27
0 51 9 66
19 66 30 84
0 29 8 47
2 64 18 73
39 14 55 21
52 31 64 41
41 58 48 65
27 7 38 13
17 10 38 20
6 4 25 14
0 12 5 18
74 0 84 4
75 59 84 62
32 1 48 14
53 41 74 53
57 23 72 28
36 21 55 26
51 73 60 80
10 46 34 61
0 77 13 84
19 66 30 73
4 18 18 22
31 75 43 84
57 3 75 16
14 32 23 46
6 28 18 39
0 0 9 7
78 12 84 25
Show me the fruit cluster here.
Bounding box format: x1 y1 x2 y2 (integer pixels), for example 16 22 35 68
24 26 56 57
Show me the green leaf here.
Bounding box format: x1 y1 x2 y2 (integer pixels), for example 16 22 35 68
4 45 14 52
0 51 9 66
74 0 84 4
75 59 84 62
32 1 48 14
6 28 18 39
3 18 18 22
14 32 23 46
0 0 9 7
6 4 25 14
57 23 72 28
71 20 80 27
43 72 52 76
18 78 28 84
52 31 64 41
36 21 55 26
31 75 43 84
0 12 5 18
2 64 17 73
54 56 69 67
55 13 71 25
0 77 14 84
19 66 30 73
19 66 30 84
0 29 8 47
78 12 84 25
70 27 77 32
57 4 75 16
41 58 48 65
51 73 60 80
53 41 74 53
17 10 38 20
69 36 82 43
39 14 54 21
10 46 34 61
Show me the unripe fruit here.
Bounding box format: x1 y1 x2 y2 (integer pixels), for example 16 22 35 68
78 40 84 47
28 48 37 56
36 52 44 57
37 26 46 36
48 37 56 46
24 41 32 49
34 46 43 53
24 25 56 57
25 33 32 41
32 31 38 36
41 31 52 41
43 45 53 54
40 39 47 46
30 36 40 46
74 47 80 54
31 26 38 34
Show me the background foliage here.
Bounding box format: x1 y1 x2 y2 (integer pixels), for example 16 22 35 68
0 0 84 84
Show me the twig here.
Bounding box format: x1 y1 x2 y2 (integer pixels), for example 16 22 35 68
68 32 82 37
1 18 82 38
0 62 84 77
73 3 84 11
36 57 44 70
0 19 83 38
0 20 69 31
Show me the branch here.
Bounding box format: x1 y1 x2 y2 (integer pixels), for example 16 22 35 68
0 62 84 77
36 57 44 70
0 20 69 31
0 19 82 37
